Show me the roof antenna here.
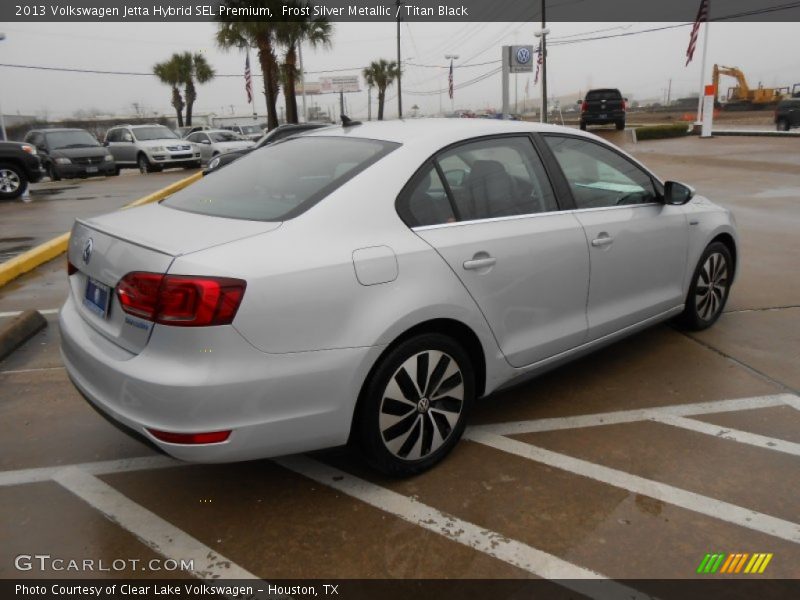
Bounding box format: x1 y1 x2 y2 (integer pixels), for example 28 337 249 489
341 114 362 127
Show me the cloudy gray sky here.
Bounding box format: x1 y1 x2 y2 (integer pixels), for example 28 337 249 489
1 20 799 121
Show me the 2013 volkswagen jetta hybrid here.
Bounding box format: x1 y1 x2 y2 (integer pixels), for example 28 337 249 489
60 119 738 476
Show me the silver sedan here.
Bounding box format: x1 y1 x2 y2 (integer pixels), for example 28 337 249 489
60 119 738 476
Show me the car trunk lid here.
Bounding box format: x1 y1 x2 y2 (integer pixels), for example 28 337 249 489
67 203 280 354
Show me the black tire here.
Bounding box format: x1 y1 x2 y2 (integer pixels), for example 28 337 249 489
616 120 626 131
47 163 61 182
0 161 27 200
678 241 733 331
137 153 153 174
111 166 121 176
579 121 587 131
356 333 475 477
776 118 790 132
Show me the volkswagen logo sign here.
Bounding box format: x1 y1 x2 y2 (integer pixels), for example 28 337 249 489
516 47 532 65
82 238 94 265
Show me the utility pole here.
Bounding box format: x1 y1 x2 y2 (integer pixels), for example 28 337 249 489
0 33 6 141
667 78 672 107
541 0 548 123
339 87 344 119
396 0 403 119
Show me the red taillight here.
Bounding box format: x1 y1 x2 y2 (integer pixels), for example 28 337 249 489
148 428 231 444
581 100 589 112
116 272 246 327
67 260 78 276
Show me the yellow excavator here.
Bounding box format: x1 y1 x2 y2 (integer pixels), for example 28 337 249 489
712 64 788 110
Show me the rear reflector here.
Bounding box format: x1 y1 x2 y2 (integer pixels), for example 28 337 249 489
148 429 231 444
116 272 246 327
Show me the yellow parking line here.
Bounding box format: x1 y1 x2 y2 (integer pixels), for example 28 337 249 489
0 172 201 288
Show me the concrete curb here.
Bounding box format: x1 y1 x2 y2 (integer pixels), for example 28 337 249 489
0 310 47 362
0 172 203 289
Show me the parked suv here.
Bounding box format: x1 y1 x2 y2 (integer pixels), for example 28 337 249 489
579 88 627 131
775 98 800 131
24 128 116 181
0 141 44 200
104 124 201 173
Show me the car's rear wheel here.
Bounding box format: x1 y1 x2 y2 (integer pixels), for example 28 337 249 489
579 121 587 131
776 118 790 132
357 333 474 476
616 120 626 131
679 242 733 330
0 162 26 200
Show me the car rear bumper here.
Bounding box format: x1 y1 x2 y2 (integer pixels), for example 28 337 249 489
581 111 626 124
59 294 380 462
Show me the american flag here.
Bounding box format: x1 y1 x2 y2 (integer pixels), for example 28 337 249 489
244 53 254 103
448 60 454 100
686 0 709 66
534 44 543 84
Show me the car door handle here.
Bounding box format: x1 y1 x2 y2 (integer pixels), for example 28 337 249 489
591 235 614 248
463 257 497 270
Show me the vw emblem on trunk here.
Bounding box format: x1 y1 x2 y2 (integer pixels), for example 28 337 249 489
82 238 94 265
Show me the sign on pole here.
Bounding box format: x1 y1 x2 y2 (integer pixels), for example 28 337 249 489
509 45 534 74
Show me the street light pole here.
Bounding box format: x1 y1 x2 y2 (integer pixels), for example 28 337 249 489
534 1 549 123
445 54 459 114
0 33 6 141
395 0 403 119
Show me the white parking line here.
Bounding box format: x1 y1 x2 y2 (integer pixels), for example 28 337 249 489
0 455 178 487
465 430 800 545
470 394 797 436
0 366 65 375
53 466 259 580
275 455 652 600
652 414 800 457
0 308 59 318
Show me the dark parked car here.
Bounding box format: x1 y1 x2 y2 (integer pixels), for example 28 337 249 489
24 128 116 181
203 123 330 175
0 141 44 200
775 98 800 131
579 89 627 131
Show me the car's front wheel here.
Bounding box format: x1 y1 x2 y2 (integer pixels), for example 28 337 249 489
0 162 26 200
47 163 61 182
679 242 733 330
776 118 790 132
357 333 475 476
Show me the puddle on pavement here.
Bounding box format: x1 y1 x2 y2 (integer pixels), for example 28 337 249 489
0 236 34 261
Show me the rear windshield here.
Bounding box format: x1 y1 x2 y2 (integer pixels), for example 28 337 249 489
163 136 400 221
586 90 623 101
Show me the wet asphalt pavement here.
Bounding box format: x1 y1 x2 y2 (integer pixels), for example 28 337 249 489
0 136 798 589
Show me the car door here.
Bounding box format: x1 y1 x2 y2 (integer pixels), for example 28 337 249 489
189 132 212 161
408 135 590 368
541 134 688 341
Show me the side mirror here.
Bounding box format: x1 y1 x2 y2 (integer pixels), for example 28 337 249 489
664 181 695 205
37 145 47 153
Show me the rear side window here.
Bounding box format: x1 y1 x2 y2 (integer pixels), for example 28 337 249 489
163 136 399 221
397 165 456 227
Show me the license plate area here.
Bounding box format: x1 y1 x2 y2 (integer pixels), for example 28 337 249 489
84 278 111 319
86 166 99 173
599 113 608 119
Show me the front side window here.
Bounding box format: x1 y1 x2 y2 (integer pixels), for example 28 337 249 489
163 136 399 221
435 137 558 222
209 131 241 143
544 135 658 209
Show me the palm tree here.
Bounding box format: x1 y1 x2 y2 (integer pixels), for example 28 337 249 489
363 59 400 121
153 56 185 127
275 16 333 124
177 52 215 127
216 1 281 130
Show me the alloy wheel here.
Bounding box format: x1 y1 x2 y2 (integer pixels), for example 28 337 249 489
379 350 464 461
695 252 728 321
138 156 149 174
0 168 21 194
